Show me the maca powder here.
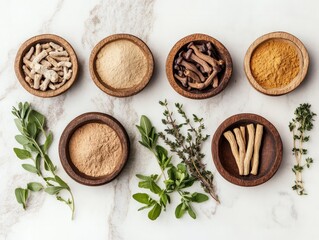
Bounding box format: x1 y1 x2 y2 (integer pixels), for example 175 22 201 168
68 123 123 177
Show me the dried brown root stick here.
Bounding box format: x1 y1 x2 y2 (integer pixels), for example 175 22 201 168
251 124 263 175
233 128 245 175
240 126 246 146
243 124 255 175
223 131 242 175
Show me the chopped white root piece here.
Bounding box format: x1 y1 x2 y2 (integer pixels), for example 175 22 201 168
49 42 63 51
233 128 245 176
49 51 69 57
251 124 263 175
243 124 255 175
25 47 34 60
32 50 48 63
33 74 42 89
35 44 41 56
224 131 242 175
57 61 72 68
39 78 51 91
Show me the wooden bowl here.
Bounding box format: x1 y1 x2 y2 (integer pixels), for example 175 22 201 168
14 34 78 98
166 33 233 99
59 112 130 186
89 34 154 97
212 113 283 187
244 32 309 96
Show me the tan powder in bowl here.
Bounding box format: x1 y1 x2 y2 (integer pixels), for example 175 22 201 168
68 123 123 177
96 39 148 89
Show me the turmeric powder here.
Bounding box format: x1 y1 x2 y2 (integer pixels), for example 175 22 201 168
250 39 300 89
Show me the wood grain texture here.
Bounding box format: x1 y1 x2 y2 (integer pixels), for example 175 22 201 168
14 34 78 98
166 33 233 99
59 112 130 186
244 31 309 96
211 113 283 187
89 33 154 97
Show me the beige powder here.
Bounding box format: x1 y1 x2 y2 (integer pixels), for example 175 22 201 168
69 123 123 177
96 39 148 89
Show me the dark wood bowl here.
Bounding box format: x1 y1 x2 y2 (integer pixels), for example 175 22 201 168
59 112 130 186
89 34 154 97
14 34 78 98
166 33 233 99
212 113 283 187
244 32 309 96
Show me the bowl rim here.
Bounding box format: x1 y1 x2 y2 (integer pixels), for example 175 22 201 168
89 33 154 97
244 31 309 96
166 33 233 99
59 112 130 186
14 34 79 98
211 113 283 187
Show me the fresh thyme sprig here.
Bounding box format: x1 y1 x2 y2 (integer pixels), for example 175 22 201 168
289 103 316 195
133 115 208 220
158 100 220 203
12 102 75 219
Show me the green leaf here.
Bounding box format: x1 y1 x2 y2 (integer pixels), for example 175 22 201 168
27 122 37 138
15 188 29 210
136 125 146 136
191 193 209 203
14 119 24 134
55 176 69 189
150 181 162 194
140 115 152 135
136 174 150 180
45 186 64 195
188 206 196 219
13 148 31 160
35 154 41 173
28 110 45 128
27 182 43 192
132 193 150 204
22 164 38 174
148 203 161 220
43 132 53 153
15 135 29 145
44 154 55 171
175 203 186 218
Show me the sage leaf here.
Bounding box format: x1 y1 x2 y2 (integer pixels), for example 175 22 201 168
45 186 65 195
191 193 208 203
140 115 152 135
27 182 43 192
14 119 24 134
15 135 29 145
15 188 29 210
148 203 161 220
27 122 37 138
13 148 31 159
28 110 45 127
133 193 150 204
187 206 196 219
22 164 38 174
43 132 53 153
175 203 185 218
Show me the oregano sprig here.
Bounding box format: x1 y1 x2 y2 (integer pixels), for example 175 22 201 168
12 102 75 219
133 115 208 220
159 100 220 203
289 103 316 195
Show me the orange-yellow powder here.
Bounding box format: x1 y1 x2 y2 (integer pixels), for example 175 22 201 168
250 39 300 89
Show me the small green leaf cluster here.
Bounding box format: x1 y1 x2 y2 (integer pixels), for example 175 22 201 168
12 102 75 219
133 115 208 220
289 103 316 195
158 100 219 203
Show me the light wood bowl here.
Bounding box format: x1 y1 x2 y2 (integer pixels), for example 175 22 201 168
14 34 78 98
166 33 233 99
89 34 154 97
59 112 130 186
212 113 283 187
244 32 309 96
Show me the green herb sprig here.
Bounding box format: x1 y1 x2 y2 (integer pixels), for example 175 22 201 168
159 100 219 203
289 103 316 195
12 102 75 219
133 115 208 220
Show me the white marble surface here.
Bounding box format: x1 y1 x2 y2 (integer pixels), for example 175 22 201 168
1 0 319 239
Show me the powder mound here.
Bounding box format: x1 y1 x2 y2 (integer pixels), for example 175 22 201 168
69 123 123 177
96 39 148 89
250 39 300 89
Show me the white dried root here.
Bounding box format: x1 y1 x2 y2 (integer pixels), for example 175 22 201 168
243 124 255 175
233 128 245 176
251 124 263 175
22 42 73 91
223 131 242 175
240 126 246 146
